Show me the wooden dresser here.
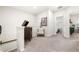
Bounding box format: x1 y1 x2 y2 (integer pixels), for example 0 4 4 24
24 27 32 41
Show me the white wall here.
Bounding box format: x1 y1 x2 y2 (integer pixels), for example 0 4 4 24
48 9 56 36
0 7 35 42
68 7 79 25
36 9 56 37
68 6 79 14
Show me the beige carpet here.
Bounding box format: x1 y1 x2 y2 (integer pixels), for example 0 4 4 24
24 34 79 52
70 33 79 40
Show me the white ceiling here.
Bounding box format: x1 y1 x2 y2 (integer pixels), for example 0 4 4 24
10 6 67 15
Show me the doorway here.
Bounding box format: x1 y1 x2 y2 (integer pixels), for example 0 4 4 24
56 16 64 36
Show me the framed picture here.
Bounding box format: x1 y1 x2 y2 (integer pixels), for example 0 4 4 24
41 17 47 26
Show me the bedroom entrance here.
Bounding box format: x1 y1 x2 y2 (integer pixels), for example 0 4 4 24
56 16 64 36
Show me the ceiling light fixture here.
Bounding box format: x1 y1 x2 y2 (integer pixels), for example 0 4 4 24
33 6 37 9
